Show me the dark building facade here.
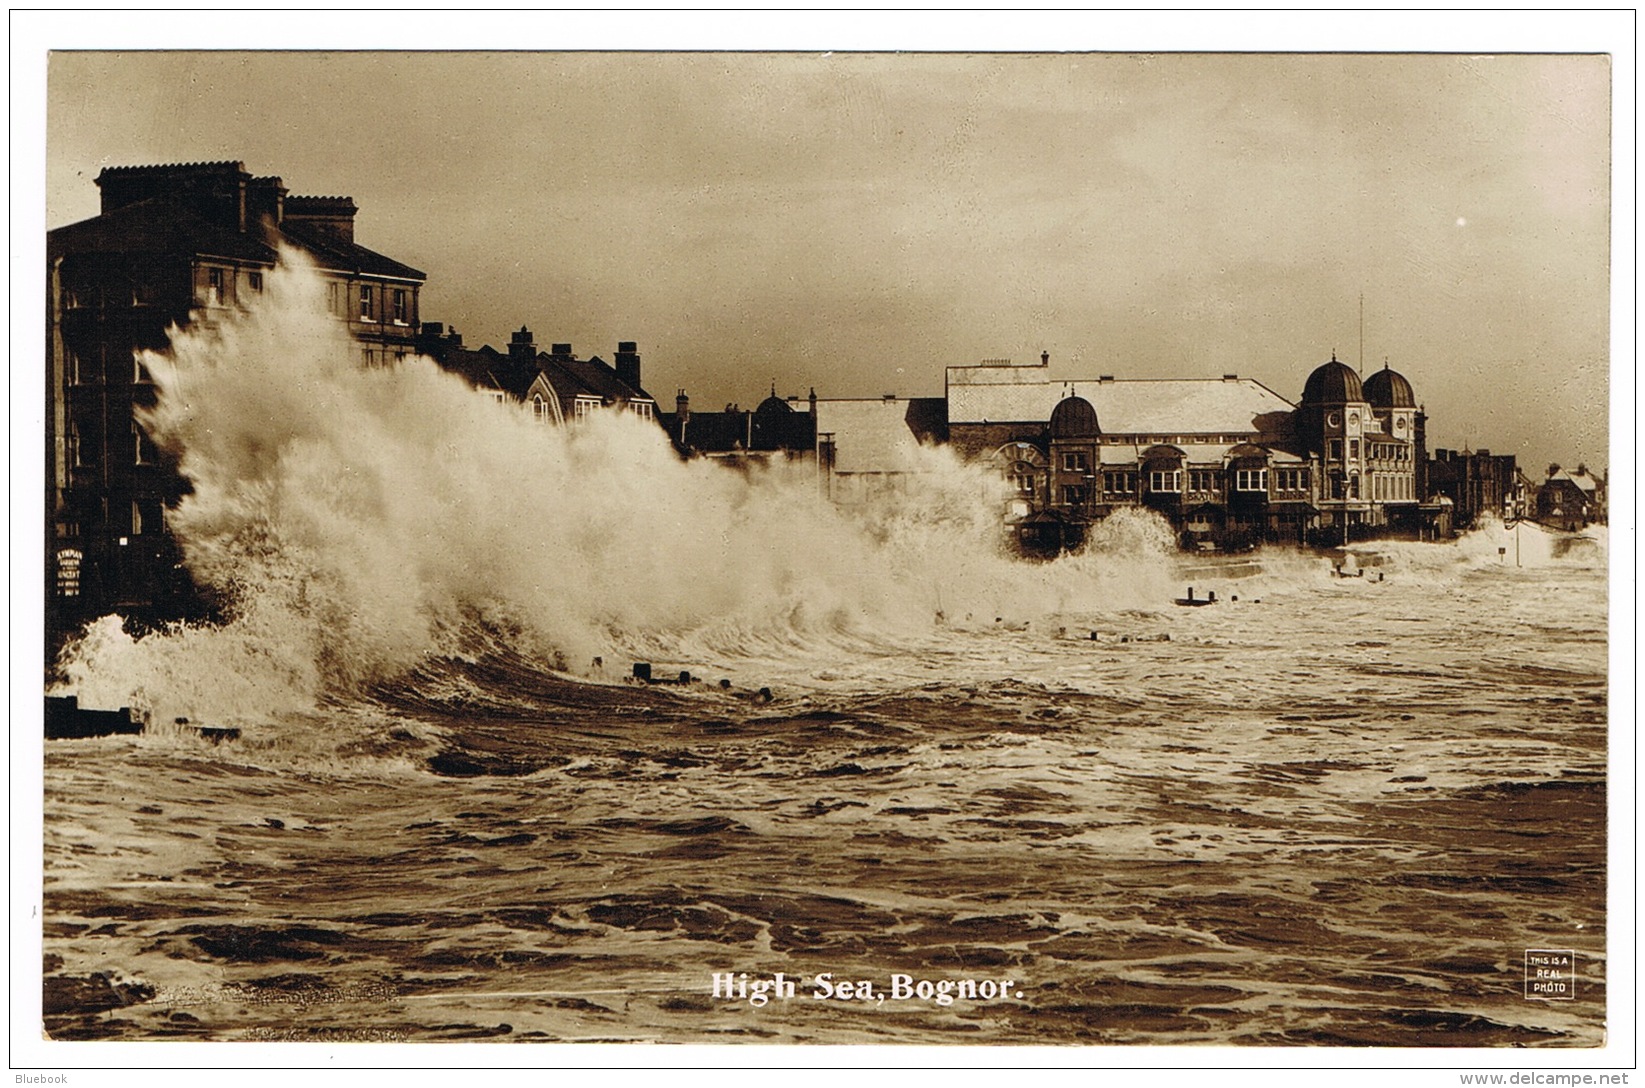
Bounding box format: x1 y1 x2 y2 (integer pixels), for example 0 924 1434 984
1534 464 1605 530
1427 448 1525 529
660 387 820 465
47 161 426 647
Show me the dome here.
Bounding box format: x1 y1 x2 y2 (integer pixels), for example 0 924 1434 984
1301 356 1364 404
1363 364 1416 408
754 393 793 415
1049 394 1100 438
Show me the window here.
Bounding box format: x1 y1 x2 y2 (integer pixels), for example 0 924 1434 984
1349 439 1360 460
393 289 408 324
533 395 549 422
631 401 653 421
1236 468 1269 492
574 399 595 420
131 501 144 536
1009 473 1036 494
1061 484 1088 506
132 416 153 465
1103 471 1137 494
249 272 263 292
359 285 375 320
207 267 224 303
1328 438 1342 461
1148 470 1181 493
1061 451 1088 473
327 283 342 316
66 422 81 469
491 391 506 405
1189 469 1218 492
1275 468 1308 491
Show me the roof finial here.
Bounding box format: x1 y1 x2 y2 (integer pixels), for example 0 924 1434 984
1330 349 1339 364
770 378 776 397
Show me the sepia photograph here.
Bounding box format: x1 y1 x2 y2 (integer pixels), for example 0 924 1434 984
14 10 1633 1075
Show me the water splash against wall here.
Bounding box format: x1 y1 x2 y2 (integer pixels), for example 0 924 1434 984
52 254 1177 727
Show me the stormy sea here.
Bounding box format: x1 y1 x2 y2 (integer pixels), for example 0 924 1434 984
41 260 1608 1047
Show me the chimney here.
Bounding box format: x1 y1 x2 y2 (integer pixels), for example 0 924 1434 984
1222 373 1239 381
550 343 573 358
615 341 641 390
675 388 690 423
247 176 287 227
809 387 817 413
1041 350 1050 366
283 195 358 243
510 326 536 360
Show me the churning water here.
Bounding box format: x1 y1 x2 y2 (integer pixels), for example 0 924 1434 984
42 259 1608 1047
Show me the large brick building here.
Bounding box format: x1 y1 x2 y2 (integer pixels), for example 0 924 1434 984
47 161 426 647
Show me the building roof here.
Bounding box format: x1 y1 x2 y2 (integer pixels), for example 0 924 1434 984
945 368 1294 435
49 197 275 263
280 219 425 280
1363 364 1416 408
1546 468 1601 493
813 397 940 474
1049 394 1100 438
48 193 424 281
1300 356 1365 404
544 354 656 406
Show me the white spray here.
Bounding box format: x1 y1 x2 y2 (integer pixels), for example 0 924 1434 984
53 253 1178 727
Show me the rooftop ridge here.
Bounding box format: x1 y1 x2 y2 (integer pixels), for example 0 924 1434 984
286 194 357 206
97 160 247 175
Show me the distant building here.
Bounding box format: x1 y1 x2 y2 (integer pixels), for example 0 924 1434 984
945 352 1436 552
420 325 659 427
811 395 947 503
47 161 426 644
660 387 820 466
1535 464 1606 530
1427 448 1524 528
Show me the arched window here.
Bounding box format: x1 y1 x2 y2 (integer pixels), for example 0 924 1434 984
533 395 547 422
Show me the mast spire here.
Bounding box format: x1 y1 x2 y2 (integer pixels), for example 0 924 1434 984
1358 293 1365 375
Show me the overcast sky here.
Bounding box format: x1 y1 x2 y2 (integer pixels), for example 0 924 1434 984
45 46 1613 474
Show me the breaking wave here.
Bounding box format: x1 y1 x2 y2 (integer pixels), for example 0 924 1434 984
51 254 1178 729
